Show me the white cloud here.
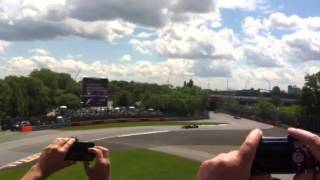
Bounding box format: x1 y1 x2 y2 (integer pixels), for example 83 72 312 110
242 13 320 67
0 40 10 53
283 30 320 62
0 0 220 42
267 12 320 31
131 23 241 61
28 48 50 56
218 0 264 11
233 67 306 90
66 19 135 42
193 60 232 77
68 0 217 28
1 49 194 83
120 54 132 62
134 32 156 39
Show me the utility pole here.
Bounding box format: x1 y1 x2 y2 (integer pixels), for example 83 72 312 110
227 79 229 90
265 80 271 91
245 79 250 89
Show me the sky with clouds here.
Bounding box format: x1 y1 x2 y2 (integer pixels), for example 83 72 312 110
0 0 319 91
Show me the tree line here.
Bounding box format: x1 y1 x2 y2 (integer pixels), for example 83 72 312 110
0 69 208 120
219 71 320 127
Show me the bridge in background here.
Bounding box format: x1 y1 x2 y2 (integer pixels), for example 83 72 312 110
208 94 297 110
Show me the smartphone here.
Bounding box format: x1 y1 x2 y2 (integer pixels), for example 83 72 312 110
251 136 312 174
64 141 95 161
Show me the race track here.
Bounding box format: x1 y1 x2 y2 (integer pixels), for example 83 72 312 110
0 112 292 179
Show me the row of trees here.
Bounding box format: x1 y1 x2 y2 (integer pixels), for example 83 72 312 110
0 69 209 120
300 71 320 116
109 79 208 116
0 69 81 119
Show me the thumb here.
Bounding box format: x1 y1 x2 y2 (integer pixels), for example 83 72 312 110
239 129 262 169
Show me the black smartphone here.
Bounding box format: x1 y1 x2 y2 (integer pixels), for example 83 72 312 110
64 140 95 161
251 136 312 174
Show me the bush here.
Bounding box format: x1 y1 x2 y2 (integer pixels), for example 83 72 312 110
255 99 279 121
220 100 255 117
278 105 302 126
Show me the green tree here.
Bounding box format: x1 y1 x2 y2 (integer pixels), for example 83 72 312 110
0 80 12 119
114 90 134 107
5 76 30 117
183 79 194 88
271 86 281 106
55 93 81 110
300 71 320 115
25 78 50 116
256 98 279 120
30 69 59 106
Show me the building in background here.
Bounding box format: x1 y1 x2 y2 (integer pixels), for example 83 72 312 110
288 85 301 95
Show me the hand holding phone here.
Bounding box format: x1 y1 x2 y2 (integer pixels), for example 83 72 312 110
251 136 316 174
64 138 95 161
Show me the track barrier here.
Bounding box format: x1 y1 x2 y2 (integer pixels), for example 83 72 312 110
21 125 32 132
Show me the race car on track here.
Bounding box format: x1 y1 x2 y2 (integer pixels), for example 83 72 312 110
182 124 199 129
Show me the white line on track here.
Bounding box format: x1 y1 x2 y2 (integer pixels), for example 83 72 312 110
89 130 170 142
0 130 171 170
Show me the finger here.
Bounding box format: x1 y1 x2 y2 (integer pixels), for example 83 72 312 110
89 147 104 160
293 172 314 180
250 174 272 180
53 138 67 145
61 138 76 152
239 129 263 167
95 146 109 158
288 128 320 160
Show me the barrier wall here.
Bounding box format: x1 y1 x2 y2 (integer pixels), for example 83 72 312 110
20 126 32 132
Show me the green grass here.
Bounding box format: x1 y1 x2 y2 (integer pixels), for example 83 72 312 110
0 149 201 180
60 121 222 131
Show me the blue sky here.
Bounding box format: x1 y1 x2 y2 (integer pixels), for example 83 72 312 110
0 0 319 90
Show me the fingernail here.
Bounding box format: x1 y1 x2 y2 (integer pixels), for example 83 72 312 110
253 129 262 135
288 127 296 131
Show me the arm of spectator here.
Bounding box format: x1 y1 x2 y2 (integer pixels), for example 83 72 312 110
84 146 111 180
197 129 271 180
21 137 76 180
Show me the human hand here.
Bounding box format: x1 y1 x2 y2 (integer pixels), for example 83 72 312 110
22 137 76 180
288 128 320 180
197 129 271 180
84 146 111 180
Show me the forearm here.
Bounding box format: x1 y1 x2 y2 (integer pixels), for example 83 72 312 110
21 164 48 180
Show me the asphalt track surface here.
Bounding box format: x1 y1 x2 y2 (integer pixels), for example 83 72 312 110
0 112 293 179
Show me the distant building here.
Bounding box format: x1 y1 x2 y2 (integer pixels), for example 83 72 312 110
288 85 301 95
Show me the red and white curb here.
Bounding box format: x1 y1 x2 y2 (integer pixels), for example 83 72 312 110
0 153 41 170
0 130 170 170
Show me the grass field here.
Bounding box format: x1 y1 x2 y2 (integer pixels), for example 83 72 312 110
0 149 201 180
60 121 223 131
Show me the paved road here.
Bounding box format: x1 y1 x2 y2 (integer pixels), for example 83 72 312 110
0 112 293 179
